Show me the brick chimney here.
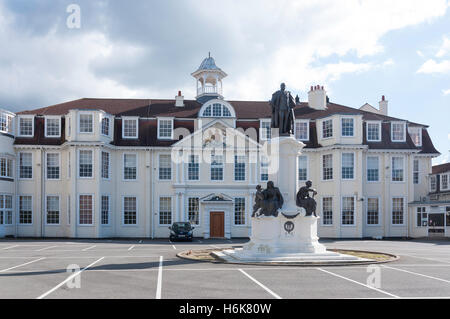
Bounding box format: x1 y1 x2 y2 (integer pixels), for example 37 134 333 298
308 85 327 110
379 95 388 115
175 91 184 107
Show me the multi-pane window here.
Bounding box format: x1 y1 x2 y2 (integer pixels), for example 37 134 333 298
392 198 404 225
159 154 172 180
101 151 110 179
123 197 137 225
46 196 60 225
0 158 12 178
19 196 32 224
260 121 271 140
322 119 333 138
79 114 93 133
19 153 32 179
79 195 93 225
367 122 381 141
341 153 354 179
391 157 404 182
101 195 110 225
19 117 33 136
322 154 333 180
211 154 224 181
234 197 246 225
392 122 406 141
188 197 199 225
367 156 379 182
416 207 427 227
213 103 222 117
295 121 309 140
101 117 110 136
367 198 379 225
123 118 138 138
159 197 172 225
441 174 449 190
45 118 60 137
158 119 173 139
0 195 13 225
203 106 212 116
79 150 93 178
446 207 450 227
46 153 60 179
413 159 419 184
222 105 232 117
430 175 437 192
298 156 307 181
341 118 354 137
0 113 13 134
123 154 137 180
342 196 355 225
408 127 422 147
322 197 333 225
187 155 199 181
260 156 269 181
234 155 246 181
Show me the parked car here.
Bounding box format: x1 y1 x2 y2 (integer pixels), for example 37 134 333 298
169 222 195 241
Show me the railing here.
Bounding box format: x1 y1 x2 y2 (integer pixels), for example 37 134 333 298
197 86 222 95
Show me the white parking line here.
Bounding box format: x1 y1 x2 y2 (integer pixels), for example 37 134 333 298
156 256 163 299
36 257 105 299
1 245 19 250
128 245 135 251
172 245 176 250
316 267 399 298
381 265 450 284
82 245 96 251
35 246 57 252
209 245 221 249
238 269 282 299
0 257 46 273
400 253 450 264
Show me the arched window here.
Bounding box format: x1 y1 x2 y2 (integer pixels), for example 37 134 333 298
203 105 212 116
202 103 232 117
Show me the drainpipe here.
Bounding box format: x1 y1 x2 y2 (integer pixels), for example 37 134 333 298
41 147 45 238
151 149 155 239
14 153 18 238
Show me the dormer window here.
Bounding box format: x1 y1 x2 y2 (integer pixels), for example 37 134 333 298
157 118 173 140
408 126 422 147
122 117 139 139
79 113 93 133
322 119 333 139
341 117 354 137
295 120 309 141
45 116 61 138
366 121 381 142
18 116 34 137
391 122 406 142
101 116 110 136
201 103 233 118
0 112 13 134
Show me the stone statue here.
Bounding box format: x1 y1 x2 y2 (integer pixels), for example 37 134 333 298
270 83 296 135
252 181 284 217
296 180 318 217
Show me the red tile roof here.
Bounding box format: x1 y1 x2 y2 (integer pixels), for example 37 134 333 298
432 162 450 174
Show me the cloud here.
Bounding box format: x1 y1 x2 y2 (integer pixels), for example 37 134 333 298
417 59 450 74
0 0 449 111
443 89 450 95
436 35 450 57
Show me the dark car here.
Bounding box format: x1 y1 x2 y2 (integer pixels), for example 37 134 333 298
169 222 195 241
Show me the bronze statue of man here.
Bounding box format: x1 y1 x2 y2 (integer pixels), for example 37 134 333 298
270 83 296 135
296 180 318 217
252 181 284 217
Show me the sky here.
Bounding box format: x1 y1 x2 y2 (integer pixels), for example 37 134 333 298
0 0 449 164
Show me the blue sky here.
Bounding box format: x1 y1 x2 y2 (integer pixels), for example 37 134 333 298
0 0 449 164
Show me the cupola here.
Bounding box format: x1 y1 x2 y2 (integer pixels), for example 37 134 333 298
191 53 227 104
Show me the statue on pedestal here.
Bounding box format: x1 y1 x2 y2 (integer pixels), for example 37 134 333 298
270 83 296 135
252 181 284 217
296 180 318 217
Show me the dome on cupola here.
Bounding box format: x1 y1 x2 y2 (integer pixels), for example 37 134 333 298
192 53 227 104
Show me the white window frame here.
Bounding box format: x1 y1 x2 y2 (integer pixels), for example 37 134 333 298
101 115 111 137
101 195 111 226
44 116 61 138
341 152 355 180
430 175 437 192
366 155 380 183
0 112 14 134
0 194 14 226
158 196 173 226
341 117 354 137
122 116 139 139
158 154 172 181
321 196 334 226
17 115 34 137
408 126 422 147
78 194 94 226
0 157 13 179
234 155 246 182
341 196 356 226
101 151 110 180
187 154 200 181
322 119 333 139
298 155 308 182
391 197 405 226
260 156 269 182
122 196 138 226
233 197 247 226
45 195 60 226
210 153 224 182
187 197 200 226
413 159 419 185
78 112 94 134
294 120 309 141
157 117 173 140
18 195 33 225
78 149 93 179
391 121 406 142
322 154 333 181
441 173 449 191
123 153 138 181
18 152 33 180
259 119 271 141
366 196 381 226
366 121 382 142
46 152 61 180
391 156 405 183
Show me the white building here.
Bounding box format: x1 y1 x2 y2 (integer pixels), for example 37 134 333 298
0 56 444 239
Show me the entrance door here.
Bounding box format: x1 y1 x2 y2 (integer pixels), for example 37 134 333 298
210 212 225 238
428 213 445 237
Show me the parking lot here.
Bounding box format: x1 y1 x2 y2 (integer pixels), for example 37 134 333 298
0 238 449 299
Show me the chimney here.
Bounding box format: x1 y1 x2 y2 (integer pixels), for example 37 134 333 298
175 90 184 107
308 85 327 110
379 95 388 115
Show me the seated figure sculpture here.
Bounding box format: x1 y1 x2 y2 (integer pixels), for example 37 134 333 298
296 180 318 217
252 181 284 217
